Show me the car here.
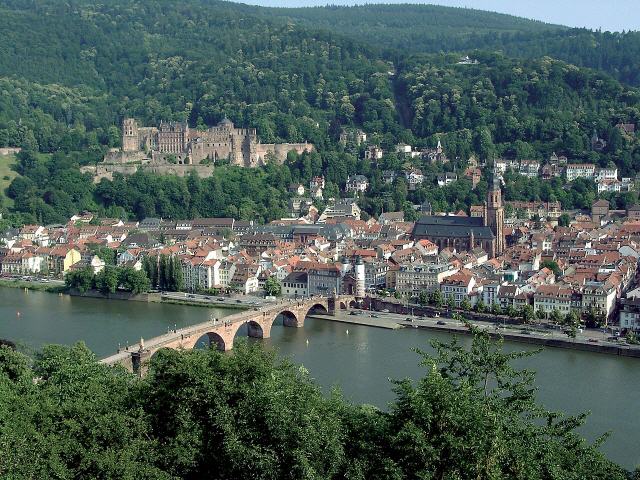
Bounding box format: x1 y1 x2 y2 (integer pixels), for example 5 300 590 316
588 338 599 343
349 311 359 316
436 320 446 326
381 309 390 313
433 313 440 318
188 294 196 298
236 299 242 303
406 317 413 322
217 297 225 301
370 314 379 318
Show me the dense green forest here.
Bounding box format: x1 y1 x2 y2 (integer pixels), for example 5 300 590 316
264 5 640 87
0 0 639 225
0 332 632 479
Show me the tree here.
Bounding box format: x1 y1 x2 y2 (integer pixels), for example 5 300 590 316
94 266 119 294
549 308 563 325
143 256 158 288
541 260 562 277
558 213 571 227
474 299 486 313
118 267 150 294
460 298 472 312
167 256 184 292
158 255 168 290
264 276 282 297
418 290 429 305
64 267 94 293
429 289 444 308
446 296 456 309
490 302 502 316
387 327 626 479
90 245 116 265
520 304 535 323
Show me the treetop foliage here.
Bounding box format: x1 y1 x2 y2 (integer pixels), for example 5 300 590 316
0 332 630 478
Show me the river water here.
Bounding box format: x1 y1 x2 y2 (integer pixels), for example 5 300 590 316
1 288 638 469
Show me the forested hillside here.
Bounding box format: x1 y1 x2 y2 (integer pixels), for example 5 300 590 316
0 0 639 227
265 4 640 87
396 52 640 172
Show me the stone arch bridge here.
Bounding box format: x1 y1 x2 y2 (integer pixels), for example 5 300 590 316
101 295 358 374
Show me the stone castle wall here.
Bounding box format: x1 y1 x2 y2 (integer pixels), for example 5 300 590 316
89 118 315 181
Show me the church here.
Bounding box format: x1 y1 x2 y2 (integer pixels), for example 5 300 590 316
411 174 505 258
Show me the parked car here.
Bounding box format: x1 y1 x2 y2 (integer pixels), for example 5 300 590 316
217 298 225 301
436 320 446 326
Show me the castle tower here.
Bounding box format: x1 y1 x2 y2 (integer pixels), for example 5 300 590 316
484 170 505 257
354 256 366 298
122 118 139 152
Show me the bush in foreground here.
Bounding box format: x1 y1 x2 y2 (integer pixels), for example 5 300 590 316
0 331 631 479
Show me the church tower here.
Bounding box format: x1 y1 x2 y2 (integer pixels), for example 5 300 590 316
484 170 505 257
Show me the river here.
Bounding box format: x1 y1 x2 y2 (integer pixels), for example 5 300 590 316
1 287 638 469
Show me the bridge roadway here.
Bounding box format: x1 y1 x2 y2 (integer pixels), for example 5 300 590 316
101 295 357 374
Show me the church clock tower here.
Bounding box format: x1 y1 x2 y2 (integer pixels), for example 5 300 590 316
484 170 505 256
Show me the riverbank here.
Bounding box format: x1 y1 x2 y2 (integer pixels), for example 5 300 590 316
66 289 252 311
0 278 65 293
401 319 640 358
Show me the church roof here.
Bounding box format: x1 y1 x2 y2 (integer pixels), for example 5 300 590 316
412 215 495 240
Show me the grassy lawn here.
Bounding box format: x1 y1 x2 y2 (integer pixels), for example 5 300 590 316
0 153 18 208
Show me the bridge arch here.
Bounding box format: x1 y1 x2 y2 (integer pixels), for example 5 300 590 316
246 320 265 338
349 299 358 309
193 331 227 352
304 303 329 318
272 309 301 328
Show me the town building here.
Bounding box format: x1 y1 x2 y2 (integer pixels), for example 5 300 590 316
412 173 505 258
396 263 458 297
440 270 476 306
282 271 309 297
566 164 596 182
364 146 383 161
345 175 369 193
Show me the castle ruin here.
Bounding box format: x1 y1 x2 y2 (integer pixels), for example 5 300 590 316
84 118 314 181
